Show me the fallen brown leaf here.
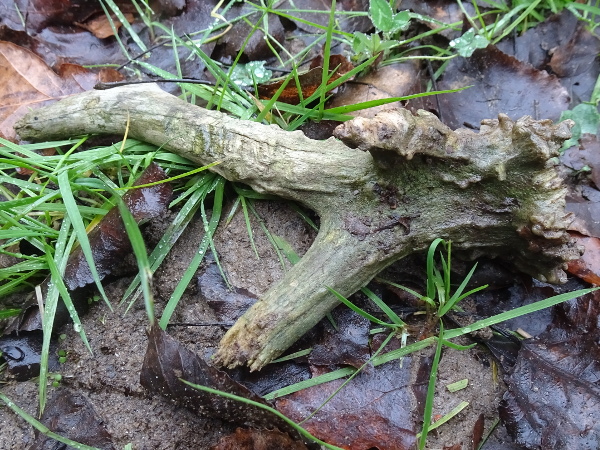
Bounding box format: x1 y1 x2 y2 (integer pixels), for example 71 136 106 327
211 427 308 450
275 343 432 450
566 232 600 285
258 55 353 105
414 45 570 130
499 291 600 449
0 41 122 140
75 13 135 39
29 388 115 450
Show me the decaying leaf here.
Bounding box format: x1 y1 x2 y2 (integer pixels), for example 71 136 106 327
566 233 600 285
75 13 135 39
211 427 309 450
64 163 173 291
326 61 421 119
499 291 600 449
216 2 285 61
199 260 257 324
258 55 354 105
29 389 115 450
276 0 370 34
0 332 59 380
275 346 432 450
0 0 133 34
0 41 122 140
497 10 600 106
308 306 370 369
417 45 570 130
140 324 300 440
399 0 483 40
562 134 600 194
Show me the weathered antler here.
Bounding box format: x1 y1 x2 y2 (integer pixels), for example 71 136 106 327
15 85 580 370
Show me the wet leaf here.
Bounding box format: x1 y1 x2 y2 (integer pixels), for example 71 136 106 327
3 163 171 334
64 163 172 291
199 260 257 324
496 9 599 107
470 277 566 338
211 427 309 450
499 291 600 449
275 344 432 450
29 388 115 450
258 55 353 105
0 332 59 380
0 0 132 34
417 46 570 130
276 0 370 34
566 232 600 285
562 134 600 191
472 413 485 450
74 12 135 39
216 2 285 62
399 0 481 40
130 0 217 83
140 324 296 434
308 306 370 369
0 41 122 140
0 27 129 68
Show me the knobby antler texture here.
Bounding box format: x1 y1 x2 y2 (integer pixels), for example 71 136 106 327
15 84 580 370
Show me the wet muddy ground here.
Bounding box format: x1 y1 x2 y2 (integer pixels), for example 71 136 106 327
1 199 516 449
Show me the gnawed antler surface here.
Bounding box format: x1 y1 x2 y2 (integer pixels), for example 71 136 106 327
15 85 580 370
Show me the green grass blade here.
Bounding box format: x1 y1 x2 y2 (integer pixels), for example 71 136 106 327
0 393 100 450
272 235 301 265
375 278 435 307
327 287 396 328
299 331 395 425
102 0 147 52
159 177 225 328
318 0 336 118
46 234 92 355
121 181 207 305
246 199 287 270
426 238 444 300
360 286 405 326
116 199 155 324
324 87 471 115
57 171 111 310
180 379 344 450
40 218 92 414
443 287 599 339
0 308 21 319
424 400 469 434
265 337 436 399
240 195 260 259
271 348 312 363
419 323 444 449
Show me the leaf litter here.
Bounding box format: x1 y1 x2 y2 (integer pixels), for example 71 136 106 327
498 291 600 449
0 41 123 140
